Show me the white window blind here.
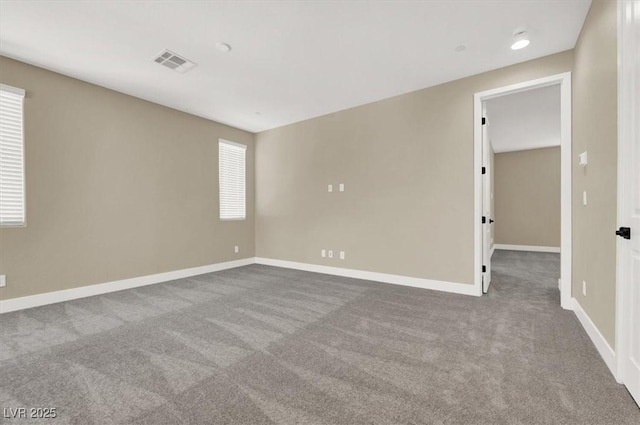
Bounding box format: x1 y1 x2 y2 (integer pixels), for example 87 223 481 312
219 139 246 220
0 84 26 226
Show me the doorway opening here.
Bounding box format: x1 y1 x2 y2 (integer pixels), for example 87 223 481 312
485 85 562 299
473 72 572 309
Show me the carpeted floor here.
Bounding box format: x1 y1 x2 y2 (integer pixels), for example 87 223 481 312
1 250 638 424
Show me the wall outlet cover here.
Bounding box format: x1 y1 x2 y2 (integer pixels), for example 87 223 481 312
578 151 588 167
234 246 239 253
328 250 333 258
0 275 5 288
328 184 333 192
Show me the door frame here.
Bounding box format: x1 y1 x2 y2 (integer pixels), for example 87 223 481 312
481 102 492 293
615 0 637 386
473 72 572 308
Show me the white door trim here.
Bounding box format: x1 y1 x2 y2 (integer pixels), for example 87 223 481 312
473 72 572 307
482 103 492 293
615 0 638 387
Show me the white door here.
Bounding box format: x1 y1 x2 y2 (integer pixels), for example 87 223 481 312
619 0 640 406
622 162 640 405
482 103 492 293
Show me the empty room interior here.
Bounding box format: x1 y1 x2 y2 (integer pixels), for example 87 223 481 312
0 1 639 424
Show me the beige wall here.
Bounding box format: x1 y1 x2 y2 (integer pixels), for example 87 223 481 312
494 147 560 247
572 0 618 347
255 51 574 285
0 56 255 301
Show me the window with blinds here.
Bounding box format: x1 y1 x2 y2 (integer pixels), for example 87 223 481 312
0 84 26 226
219 139 246 220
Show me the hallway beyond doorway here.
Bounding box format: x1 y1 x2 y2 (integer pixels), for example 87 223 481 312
490 250 560 302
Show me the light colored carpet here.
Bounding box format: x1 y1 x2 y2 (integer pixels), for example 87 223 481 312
0 250 638 424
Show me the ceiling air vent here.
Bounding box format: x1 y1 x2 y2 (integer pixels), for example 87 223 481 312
153 50 197 73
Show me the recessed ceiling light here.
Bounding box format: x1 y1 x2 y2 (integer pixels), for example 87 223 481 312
215 42 232 53
454 45 466 52
511 31 530 50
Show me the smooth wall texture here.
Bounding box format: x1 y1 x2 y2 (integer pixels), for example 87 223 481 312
0 56 255 301
494 147 561 247
571 0 618 347
256 51 574 285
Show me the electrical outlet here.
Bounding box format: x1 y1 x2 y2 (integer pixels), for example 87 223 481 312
328 250 333 259
339 183 345 192
0 275 5 288
339 251 345 260
582 280 587 296
321 249 326 258
234 246 239 254
328 184 333 193
583 191 587 206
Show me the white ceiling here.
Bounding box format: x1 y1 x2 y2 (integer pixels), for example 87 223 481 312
486 85 561 153
0 1 590 133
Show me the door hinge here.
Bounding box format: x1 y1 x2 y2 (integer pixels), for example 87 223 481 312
482 117 486 125
482 216 486 224
482 166 486 174
482 265 487 273
616 227 631 240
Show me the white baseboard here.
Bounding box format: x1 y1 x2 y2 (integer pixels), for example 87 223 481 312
490 245 496 258
493 244 561 253
1 255 481 313
255 257 479 297
572 298 619 381
0 258 256 314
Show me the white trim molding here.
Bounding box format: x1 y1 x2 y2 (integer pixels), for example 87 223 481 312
493 244 561 253
0 258 256 314
255 257 480 297
474 72 572 309
572 298 618 380
1 256 484 314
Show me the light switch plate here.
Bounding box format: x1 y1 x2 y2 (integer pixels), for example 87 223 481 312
578 151 588 167
339 251 345 260
321 249 326 258
0 275 5 288
583 191 587 206
328 184 333 193
339 183 344 192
